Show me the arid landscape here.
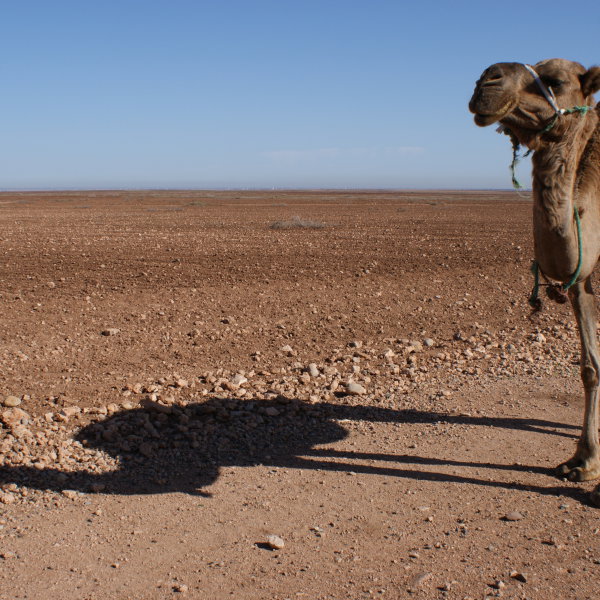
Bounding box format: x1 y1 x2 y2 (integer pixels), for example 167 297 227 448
1 190 599 599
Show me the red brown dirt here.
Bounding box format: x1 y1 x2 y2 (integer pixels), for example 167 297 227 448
1 190 599 599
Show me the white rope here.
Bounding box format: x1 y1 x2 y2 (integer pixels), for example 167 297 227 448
523 64 562 114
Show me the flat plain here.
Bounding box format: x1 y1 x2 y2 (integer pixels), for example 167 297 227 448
1 190 598 599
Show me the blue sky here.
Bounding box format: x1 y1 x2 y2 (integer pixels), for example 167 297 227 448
2 1 599 190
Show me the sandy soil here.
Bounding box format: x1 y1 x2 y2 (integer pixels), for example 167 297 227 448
1 190 599 599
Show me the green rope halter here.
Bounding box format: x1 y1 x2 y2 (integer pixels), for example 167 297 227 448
509 134 532 189
502 104 590 308
540 105 594 134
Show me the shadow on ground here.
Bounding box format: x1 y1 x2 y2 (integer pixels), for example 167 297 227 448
0 397 586 503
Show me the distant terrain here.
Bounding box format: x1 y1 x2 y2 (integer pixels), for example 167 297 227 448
1 190 598 599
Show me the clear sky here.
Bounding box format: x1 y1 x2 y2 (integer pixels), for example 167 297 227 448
2 0 600 190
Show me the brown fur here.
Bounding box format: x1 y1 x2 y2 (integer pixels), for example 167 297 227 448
469 59 600 506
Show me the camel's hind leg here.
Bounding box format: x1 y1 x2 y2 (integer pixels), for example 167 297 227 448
558 277 600 482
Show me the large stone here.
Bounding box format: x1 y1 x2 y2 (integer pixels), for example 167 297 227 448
265 534 285 550
345 382 366 396
1 407 31 429
3 396 22 408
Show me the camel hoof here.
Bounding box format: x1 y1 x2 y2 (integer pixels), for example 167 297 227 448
557 458 600 482
591 486 600 508
557 461 573 476
567 467 588 482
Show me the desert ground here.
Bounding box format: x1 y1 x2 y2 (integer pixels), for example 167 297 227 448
1 190 599 599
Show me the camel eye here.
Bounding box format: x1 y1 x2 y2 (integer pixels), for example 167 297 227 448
542 77 564 90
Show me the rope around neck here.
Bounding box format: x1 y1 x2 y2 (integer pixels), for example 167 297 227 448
506 104 587 307
528 207 583 309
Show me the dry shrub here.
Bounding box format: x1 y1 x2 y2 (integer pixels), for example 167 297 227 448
270 215 327 230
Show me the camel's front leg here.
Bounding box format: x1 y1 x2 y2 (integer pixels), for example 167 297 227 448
558 277 600 484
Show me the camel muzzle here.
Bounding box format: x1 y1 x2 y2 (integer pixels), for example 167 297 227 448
469 64 518 126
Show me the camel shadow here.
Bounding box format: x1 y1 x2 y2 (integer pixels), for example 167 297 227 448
0 397 588 503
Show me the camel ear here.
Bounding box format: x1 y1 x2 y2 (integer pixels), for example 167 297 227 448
580 66 600 96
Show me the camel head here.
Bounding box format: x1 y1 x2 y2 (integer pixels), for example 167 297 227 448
469 59 600 146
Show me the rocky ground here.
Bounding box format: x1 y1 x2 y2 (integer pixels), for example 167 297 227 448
1 190 599 599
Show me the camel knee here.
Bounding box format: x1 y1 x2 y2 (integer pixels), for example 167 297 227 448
581 365 599 389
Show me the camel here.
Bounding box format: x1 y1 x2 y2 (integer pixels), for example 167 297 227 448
469 58 600 506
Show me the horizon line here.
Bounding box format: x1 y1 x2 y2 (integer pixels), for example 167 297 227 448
0 186 529 193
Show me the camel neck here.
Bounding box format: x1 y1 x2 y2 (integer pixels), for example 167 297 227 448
531 111 598 236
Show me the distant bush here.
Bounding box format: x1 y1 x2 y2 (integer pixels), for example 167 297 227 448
270 215 327 230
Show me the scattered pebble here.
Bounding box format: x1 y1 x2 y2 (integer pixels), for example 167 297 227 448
408 572 432 591
0 493 16 505
345 382 366 396
101 328 120 336
60 406 81 419
3 396 22 408
308 363 320 378
265 534 285 550
231 373 248 386
1 407 30 429
503 511 524 522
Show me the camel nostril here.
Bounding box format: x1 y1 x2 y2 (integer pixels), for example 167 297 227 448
479 65 505 87
481 75 503 87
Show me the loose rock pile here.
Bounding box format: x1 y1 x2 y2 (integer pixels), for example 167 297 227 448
0 321 580 506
